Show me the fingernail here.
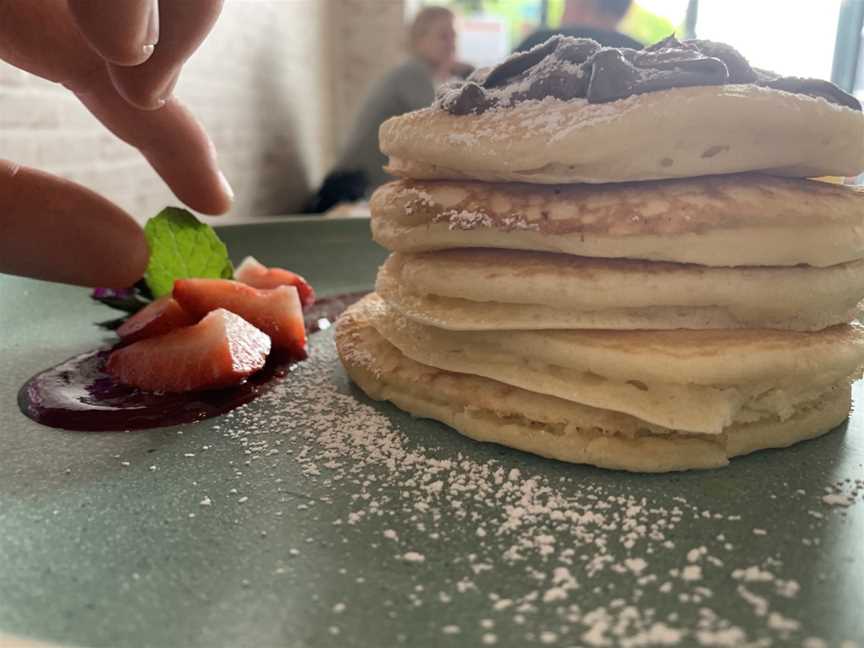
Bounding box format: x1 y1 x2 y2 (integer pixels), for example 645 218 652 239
218 171 235 202
144 0 159 48
141 43 155 60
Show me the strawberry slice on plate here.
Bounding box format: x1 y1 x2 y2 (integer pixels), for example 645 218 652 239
235 256 316 307
117 296 196 344
173 278 307 357
106 308 271 392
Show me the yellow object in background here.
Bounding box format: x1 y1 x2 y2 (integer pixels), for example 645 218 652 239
620 2 680 45
545 0 679 44
440 0 686 52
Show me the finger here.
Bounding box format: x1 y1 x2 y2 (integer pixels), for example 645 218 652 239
0 0 103 85
67 0 159 67
76 68 233 215
109 0 223 110
0 2 232 215
0 161 148 288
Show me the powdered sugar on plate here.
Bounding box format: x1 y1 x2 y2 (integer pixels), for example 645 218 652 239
203 331 864 646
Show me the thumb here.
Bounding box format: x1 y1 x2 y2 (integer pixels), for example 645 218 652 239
0 160 149 288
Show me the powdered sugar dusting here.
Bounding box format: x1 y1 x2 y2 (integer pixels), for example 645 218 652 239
441 94 641 149
433 208 540 233
201 331 864 646
401 187 435 216
822 493 853 507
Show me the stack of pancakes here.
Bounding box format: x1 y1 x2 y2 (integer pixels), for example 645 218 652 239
336 36 864 472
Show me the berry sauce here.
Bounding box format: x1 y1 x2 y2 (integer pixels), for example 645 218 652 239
18 291 367 432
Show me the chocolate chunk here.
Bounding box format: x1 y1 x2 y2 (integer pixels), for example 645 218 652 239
441 82 495 115
588 47 728 103
645 36 755 83
437 34 860 115
435 80 462 103
527 65 591 102
554 38 601 65
760 77 862 110
686 39 756 83
632 46 718 71
586 49 641 103
483 36 564 88
632 47 729 85
618 48 640 62
633 56 729 93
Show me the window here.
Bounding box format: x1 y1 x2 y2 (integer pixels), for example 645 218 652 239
413 0 858 92
694 0 842 79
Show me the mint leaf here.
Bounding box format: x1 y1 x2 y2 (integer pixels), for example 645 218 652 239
143 207 234 298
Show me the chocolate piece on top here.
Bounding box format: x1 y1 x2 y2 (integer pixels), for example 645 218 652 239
482 36 568 88
588 46 729 103
435 35 860 114
440 82 497 116
760 77 862 111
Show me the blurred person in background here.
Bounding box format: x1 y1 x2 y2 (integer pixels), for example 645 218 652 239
306 6 471 214
515 0 641 52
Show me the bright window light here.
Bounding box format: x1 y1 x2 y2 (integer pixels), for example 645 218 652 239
696 0 842 80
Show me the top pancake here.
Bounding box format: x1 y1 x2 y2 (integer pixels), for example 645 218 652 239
381 85 864 184
370 174 864 267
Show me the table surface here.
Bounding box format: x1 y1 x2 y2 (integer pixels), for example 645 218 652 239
1 218 862 648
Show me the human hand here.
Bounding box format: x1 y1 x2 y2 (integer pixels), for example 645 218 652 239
0 0 231 289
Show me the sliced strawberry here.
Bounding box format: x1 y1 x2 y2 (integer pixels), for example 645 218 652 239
173 278 307 357
117 296 197 344
235 255 316 307
106 309 271 392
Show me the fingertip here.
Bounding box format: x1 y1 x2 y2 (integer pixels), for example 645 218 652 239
103 43 157 68
200 170 234 216
115 43 157 68
143 148 234 217
182 184 234 216
110 218 151 289
108 64 180 111
78 82 232 218
68 0 160 68
212 171 235 213
0 164 150 288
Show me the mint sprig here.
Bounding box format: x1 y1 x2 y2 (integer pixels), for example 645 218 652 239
92 208 233 326
143 207 233 298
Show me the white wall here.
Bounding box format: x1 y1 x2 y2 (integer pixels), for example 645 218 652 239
0 0 406 222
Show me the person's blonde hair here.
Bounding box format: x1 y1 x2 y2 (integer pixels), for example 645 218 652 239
409 6 453 53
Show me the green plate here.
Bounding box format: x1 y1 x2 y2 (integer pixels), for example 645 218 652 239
1 218 862 648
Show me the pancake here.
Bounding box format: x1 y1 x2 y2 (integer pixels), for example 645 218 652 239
370 175 864 267
380 85 864 184
377 251 864 332
359 293 864 434
336 296 852 472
